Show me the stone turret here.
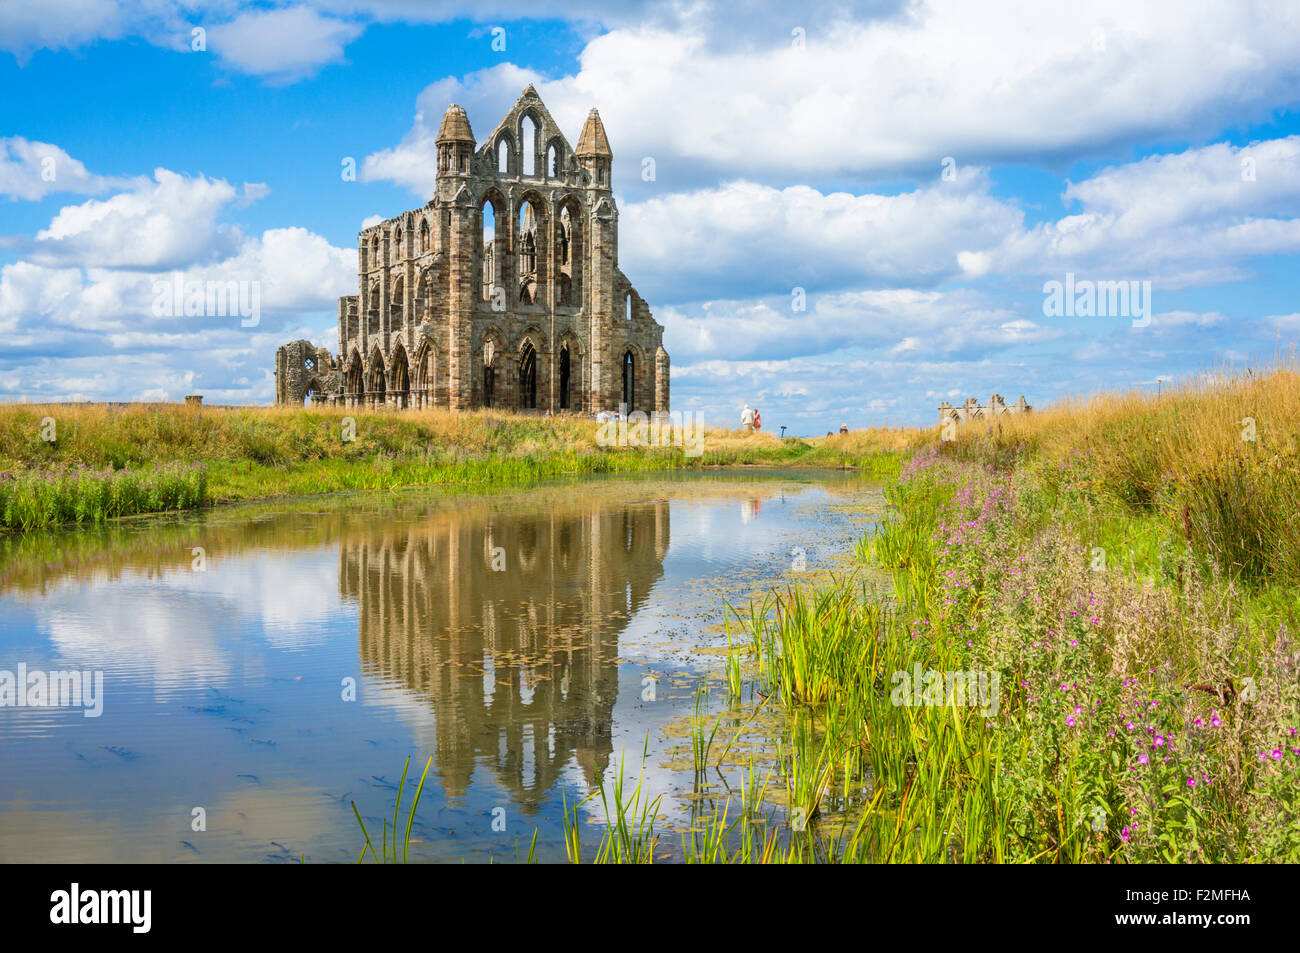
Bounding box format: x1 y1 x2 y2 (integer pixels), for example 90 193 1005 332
436 104 475 178
437 103 475 143
576 108 612 187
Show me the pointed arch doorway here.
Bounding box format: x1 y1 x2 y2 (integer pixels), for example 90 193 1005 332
519 342 538 410
621 350 634 413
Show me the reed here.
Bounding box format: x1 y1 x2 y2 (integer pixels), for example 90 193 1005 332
0 462 208 530
690 682 723 788
350 755 433 864
591 747 663 864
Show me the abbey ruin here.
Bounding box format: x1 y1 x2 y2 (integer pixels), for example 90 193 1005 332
938 394 1032 426
274 86 669 415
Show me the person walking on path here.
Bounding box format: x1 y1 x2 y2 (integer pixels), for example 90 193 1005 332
741 404 755 432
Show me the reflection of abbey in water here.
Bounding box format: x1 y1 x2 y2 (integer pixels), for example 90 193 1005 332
340 500 669 811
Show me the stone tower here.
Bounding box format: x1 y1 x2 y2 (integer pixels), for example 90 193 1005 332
274 86 670 416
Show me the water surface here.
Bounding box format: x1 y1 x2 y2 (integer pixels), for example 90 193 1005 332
0 470 882 862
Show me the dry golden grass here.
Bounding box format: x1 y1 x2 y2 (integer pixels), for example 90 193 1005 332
5 356 1294 479
0 401 842 472
805 425 931 454
972 361 1300 474
941 354 1300 585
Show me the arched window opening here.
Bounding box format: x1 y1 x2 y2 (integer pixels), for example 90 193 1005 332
393 227 403 257
521 116 536 176
419 218 430 253
497 139 510 173
546 144 558 178
558 346 571 410
625 292 633 321
556 200 582 308
622 350 634 413
413 344 431 399
482 338 497 408
481 199 499 303
368 284 381 335
417 267 436 323
391 275 404 327
519 342 537 410
389 348 410 406
517 199 541 304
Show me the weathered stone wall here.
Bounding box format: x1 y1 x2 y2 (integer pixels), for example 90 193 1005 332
938 394 1032 426
275 339 340 406
275 86 668 416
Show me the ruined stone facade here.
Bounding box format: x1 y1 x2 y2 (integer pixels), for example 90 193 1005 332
938 394 1032 426
274 86 669 415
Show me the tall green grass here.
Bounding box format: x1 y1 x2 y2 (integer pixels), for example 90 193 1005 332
0 462 208 530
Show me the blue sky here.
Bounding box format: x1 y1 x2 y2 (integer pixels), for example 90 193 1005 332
2 1 1299 434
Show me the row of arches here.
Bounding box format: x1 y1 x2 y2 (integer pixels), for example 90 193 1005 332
476 331 583 412
480 190 584 309
353 187 598 352
342 339 437 410
363 216 436 271
360 261 444 339
331 333 640 413
492 114 568 179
